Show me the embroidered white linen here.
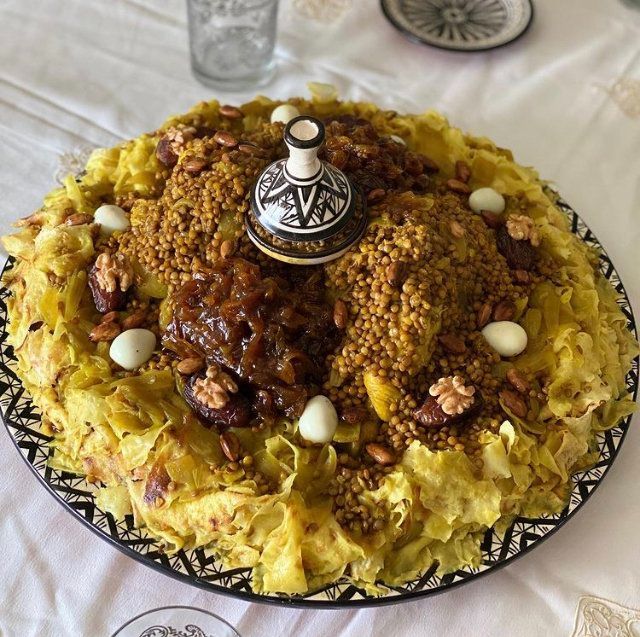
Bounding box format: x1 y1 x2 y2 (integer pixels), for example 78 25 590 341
0 0 639 635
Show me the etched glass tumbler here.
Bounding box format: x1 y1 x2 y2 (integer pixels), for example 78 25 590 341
187 0 279 90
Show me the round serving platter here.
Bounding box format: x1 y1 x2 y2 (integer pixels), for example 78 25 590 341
1 196 637 608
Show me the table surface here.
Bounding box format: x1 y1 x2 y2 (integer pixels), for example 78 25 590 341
1 0 640 635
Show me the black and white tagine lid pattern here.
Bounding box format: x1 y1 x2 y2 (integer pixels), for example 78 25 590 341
381 0 534 52
0 196 638 608
248 115 366 265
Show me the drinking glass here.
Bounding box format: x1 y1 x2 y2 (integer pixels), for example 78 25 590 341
187 0 279 91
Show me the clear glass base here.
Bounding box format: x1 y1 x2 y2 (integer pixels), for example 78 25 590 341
191 61 276 92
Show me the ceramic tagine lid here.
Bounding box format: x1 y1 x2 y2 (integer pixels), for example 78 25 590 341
247 115 367 265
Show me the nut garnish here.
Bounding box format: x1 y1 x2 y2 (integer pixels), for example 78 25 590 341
65 213 93 226
477 303 492 328
439 333 466 354
450 220 465 238
365 443 395 466
446 178 471 194
165 125 197 153
89 321 121 343
121 308 147 330
455 160 471 183
499 389 528 418
94 253 133 294
493 300 516 322
184 159 207 174
429 375 475 416
101 311 119 324
506 214 540 247
193 364 239 409
333 299 348 329
385 261 406 287
219 104 244 119
213 130 238 148
220 240 234 259
506 367 530 394
177 357 205 375
219 431 241 462
367 188 386 204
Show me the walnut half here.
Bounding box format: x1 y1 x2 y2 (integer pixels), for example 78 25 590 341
506 214 540 247
429 375 475 416
192 364 239 410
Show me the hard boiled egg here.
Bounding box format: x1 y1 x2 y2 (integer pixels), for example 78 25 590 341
482 321 528 357
270 104 301 125
298 395 339 444
469 187 506 215
109 329 156 370
94 204 130 236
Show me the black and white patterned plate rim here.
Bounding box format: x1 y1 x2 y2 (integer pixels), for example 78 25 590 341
0 195 637 608
381 0 534 52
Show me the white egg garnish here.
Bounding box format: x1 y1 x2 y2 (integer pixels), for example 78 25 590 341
109 329 156 370
270 104 301 125
389 134 406 146
298 395 339 444
94 204 130 236
469 187 506 215
482 321 528 358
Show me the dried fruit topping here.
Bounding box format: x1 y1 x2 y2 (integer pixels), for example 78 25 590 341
499 389 528 419
480 210 502 229
88 253 133 313
439 333 466 354
496 224 537 271
164 258 339 421
365 443 395 466
455 160 471 183
446 178 471 194
493 300 516 322
506 214 540 246
506 367 530 394
219 104 244 119
429 375 475 415
193 364 239 409
183 371 252 428
89 321 121 343
156 125 197 167
414 383 482 428
219 431 241 462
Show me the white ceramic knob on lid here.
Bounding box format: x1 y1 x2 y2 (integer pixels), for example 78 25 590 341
246 115 367 265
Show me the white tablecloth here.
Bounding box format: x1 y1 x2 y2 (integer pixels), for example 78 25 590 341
1 0 639 635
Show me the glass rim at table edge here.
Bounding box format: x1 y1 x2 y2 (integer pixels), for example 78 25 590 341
111 604 241 637
1 195 638 609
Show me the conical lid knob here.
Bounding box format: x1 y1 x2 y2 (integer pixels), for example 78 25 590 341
247 116 366 264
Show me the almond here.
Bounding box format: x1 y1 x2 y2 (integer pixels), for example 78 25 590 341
213 130 238 148
506 368 530 394
177 357 205 375
219 105 244 119
219 431 241 462
386 261 406 287
184 159 207 174
65 213 93 226
439 334 466 354
477 303 492 329
455 160 471 183
365 443 395 466
446 179 471 194
122 308 147 330
493 300 516 322
333 299 348 330
367 188 386 204
499 389 528 419
89 321 121 343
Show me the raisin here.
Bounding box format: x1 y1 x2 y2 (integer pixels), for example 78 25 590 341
496 225 537 270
